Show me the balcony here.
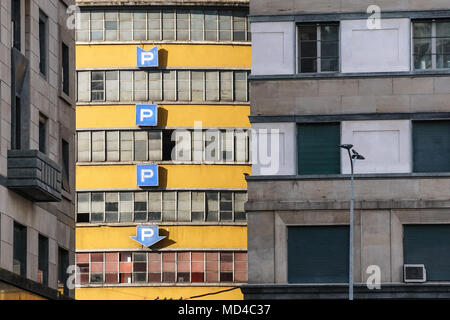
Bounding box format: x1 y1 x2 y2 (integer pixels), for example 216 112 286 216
7 150 62 202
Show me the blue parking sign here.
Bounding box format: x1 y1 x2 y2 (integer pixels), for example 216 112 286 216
137 46 158 67
137 165 159 187
136 104 158 126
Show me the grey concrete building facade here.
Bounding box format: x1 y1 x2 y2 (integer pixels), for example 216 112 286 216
0 0 76 299
243 1 450 299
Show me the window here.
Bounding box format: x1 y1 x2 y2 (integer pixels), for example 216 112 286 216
288 226 349 283
39 114 47 154
13 222 27 277
106 131 119 161
38 235 49 285
76 191 248 224
61 139 70 192
76 9 250 43
413 21 450 70
297 23 339 73
413 121 450 173
39 11 48 77
297 123 341 175
76 251 247 285
58 247 70 294
91 131 105 162
91 71 105 101
62 43 70 95
12 0 22 50
404 225 450 280
77 70 249 103
77 131 91 162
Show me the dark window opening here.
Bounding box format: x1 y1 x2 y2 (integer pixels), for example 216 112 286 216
13 222 27 277
39 11 48 77
62 43 70 95
11 0 21 50
39 113 47 154
163 130 176 161
62 139 70 192
58 247 69 295
38 235 49 285
13 97 21 150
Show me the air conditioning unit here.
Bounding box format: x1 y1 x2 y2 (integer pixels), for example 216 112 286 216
404 264 426 283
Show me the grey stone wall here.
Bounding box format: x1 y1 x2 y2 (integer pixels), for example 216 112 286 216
0 0 76 298
251 0 450 16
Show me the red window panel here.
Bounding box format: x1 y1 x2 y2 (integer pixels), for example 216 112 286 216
148 253 162 283
76 253 89 263
162 252 176 283
220 252 233 282
91 252 104 263
119 252 132 283
177 252 190 283
191 252 205 283
206 252 219 283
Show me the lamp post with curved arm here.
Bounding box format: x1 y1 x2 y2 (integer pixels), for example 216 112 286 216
340 144 365 301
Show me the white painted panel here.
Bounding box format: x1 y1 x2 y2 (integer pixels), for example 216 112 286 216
341 18 411 73
341 120 412 174
251 123 296 176
251 22 295 75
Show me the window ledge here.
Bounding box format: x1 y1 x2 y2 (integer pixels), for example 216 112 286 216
77 40 251 46
76 222 247 227
249 69 450 81
247 172 450 181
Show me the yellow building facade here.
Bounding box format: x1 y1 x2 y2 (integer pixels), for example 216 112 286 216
75 0 251 300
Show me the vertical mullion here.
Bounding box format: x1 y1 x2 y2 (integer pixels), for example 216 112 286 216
432 22 437 69
174 10 178 41
189 71 192 102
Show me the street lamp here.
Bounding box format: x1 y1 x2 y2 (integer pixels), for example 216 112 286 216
340 144 365 301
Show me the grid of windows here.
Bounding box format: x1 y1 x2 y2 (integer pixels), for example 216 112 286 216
77 70 249 103
76 251 247 285
76 9 250 43
77 129 250 163
76 191 247 224
413 20 450 70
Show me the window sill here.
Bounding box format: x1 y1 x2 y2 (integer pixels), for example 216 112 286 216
76 222 247 227
249 69 450 81
76 40 251 46
247 172 450 181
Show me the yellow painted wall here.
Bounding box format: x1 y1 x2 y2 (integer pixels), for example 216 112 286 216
76 286 243 300
76 225 247 250
76 165 251 190
77 105 251 129
77 44 251 69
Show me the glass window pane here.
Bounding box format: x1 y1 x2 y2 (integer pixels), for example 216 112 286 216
148 10 161 40
76 12 90 41
235 130 248 162
105 12 118 41
77 131 91 162
90 12 104 41
120 71 133 102
77 193 90 213
149 192 162 221
134 192 148 222
219 11 232 41
91 192 104 222
106 131 119 161
206 192 218 221
120 192 133 222
134 71 148 101
77 72 90 102
177 252 190 283
205 71 219 101
436 22 450 38
321 25 339 41
162 10 175 40
177 71 190 101
414 22 432 38
221 130 234 162
205 10 218 41
105 71 119 101
177 192 191 222
119 12 132 41
220 192 233 221
162 192 176 221
177 10 189 40
133 12 147 40
149 131 162 161
148 71 162 101
191 71 204 101
91 71 105 101
120 131 133 161
92 131 105 162
220 71 233 101
233 11 246 41
163 70 176 101
234 192 247 221
191 192 205 222
134 131 149 161
234 71 247 102
191 10 204 41
105 192 119 222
